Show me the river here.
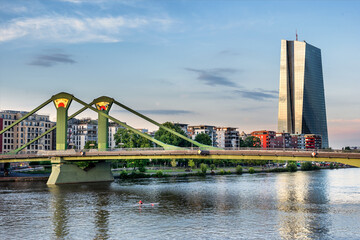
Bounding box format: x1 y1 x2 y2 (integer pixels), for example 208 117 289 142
1 168 360 239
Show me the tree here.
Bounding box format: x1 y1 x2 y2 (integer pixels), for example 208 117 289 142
287 162 298 172
194 133 212 146
114 128 152 148
243 136 261 148
200 163 208 174
188 159 195 169
127 159 149 172
170 159 177 168
84 140 97 149
154 122 191 147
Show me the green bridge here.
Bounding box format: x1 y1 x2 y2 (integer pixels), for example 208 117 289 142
1 92 359 184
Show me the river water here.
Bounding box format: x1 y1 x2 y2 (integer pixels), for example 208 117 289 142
1 168 360 240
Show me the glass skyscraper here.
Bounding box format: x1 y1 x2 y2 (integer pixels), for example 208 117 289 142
277 40 329 148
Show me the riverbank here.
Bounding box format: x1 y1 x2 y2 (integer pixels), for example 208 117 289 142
0 165 351 182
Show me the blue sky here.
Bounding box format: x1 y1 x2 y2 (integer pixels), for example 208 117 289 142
0 0 359 149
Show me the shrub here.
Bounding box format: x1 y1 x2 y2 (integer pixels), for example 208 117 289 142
266 168 288 173
138 165 146 173
235 165 243 174
219 169 225 175
200 163 208 174
119 170 128 178
329 163 334 169
248 167 255 174
155 170 164 178
287 163 298 172
313 165 320 170
210 164 216 170
197 170 205 176
227 170 231 174
301 162 313 171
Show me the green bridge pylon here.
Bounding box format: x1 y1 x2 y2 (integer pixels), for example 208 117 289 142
47 93 113 185
52 92 73 150
93 96 114 151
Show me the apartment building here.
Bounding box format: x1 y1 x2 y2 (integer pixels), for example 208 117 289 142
68 118 124 150
0 110 55 153
251 130 276 149
216 127 240 148
188 125 217 147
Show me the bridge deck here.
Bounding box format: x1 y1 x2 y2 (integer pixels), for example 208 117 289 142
1 150 360 167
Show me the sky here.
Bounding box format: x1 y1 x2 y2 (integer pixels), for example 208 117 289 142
0 0 359 149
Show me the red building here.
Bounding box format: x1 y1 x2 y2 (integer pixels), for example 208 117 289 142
251 130 276 149
305 134 322 149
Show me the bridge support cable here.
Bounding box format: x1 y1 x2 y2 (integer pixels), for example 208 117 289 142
0 98 53 135
72 96 183 150
10 105 91 154
113 100 220 150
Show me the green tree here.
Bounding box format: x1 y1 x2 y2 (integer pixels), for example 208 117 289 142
243 136 261 148
127 159 149 172
114 128 152 148
287 162 298 172
301 161 313 171
200 163 208 174
170 159 177 168
194 133 212 146
154 122 191 147
236 165 243 174
84 140 97 149
188 159 196 169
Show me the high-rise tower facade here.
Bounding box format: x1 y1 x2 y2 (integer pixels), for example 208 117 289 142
278 40 329 148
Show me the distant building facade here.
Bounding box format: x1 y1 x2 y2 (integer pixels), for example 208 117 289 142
174 123 189 136
68 118 124 150
216 127 239 148
188 125 217 147
278 40 328 148
251 130 276 149
0 110 55 153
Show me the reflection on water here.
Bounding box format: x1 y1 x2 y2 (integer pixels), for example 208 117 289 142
0 169 360 239
48 185 69 239
276 171 330 239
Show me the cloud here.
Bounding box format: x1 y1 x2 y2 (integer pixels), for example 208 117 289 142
114 109 194 115
139 110 194 115
218 49 241 56
186 68 239 87
0 5 28 14
29 51 76 67
0 15 172 43
233 89 278 101
238 106 269 112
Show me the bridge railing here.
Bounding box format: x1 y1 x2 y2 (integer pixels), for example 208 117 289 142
1 147 356 157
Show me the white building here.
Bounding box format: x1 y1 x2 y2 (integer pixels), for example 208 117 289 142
215 127 239 148
188 125 217 147
68 118 124 150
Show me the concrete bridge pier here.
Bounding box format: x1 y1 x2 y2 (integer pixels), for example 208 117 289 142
47 157 114 185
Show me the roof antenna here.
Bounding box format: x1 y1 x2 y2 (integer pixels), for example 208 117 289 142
296 29 298 41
